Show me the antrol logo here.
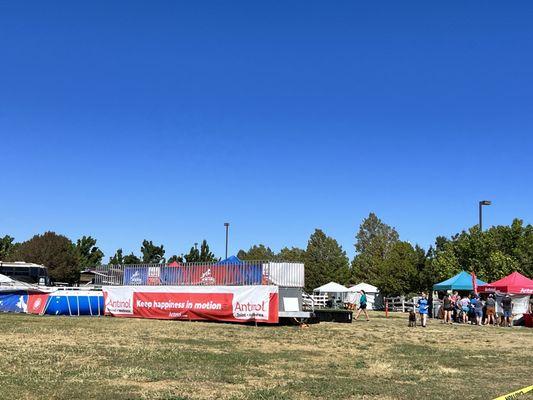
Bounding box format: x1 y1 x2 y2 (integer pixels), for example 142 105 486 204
232 288 272 320
234 301 266 312
105 293 133 314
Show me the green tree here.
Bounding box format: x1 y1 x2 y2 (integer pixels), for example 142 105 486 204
487 250 518 278
304 229 350 291
184 240 217 262
0 235 19 261
141 240 165 263
199 240 217 262
237 244 276 261
352 213 399 284
124 253 142 264
377 241 419 296
514 222 533 277
184 245 200 262
277 247 306 262
430 218 533 282
109 249 124 265
167 254 184 263
74 236 104 269
13 231 78 284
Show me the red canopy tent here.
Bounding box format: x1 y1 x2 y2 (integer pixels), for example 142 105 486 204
478 271 533 295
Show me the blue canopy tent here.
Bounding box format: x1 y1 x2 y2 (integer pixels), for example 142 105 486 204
433 271 487 291
215 256 263 285
216 255 243 265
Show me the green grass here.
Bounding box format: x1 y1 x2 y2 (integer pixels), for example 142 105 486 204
0 312 531 399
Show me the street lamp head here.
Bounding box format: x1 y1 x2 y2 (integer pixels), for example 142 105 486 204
480 200 492 206
224 222 230 227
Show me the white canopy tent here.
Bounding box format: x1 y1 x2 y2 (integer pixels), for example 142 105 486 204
349 282 378 293
314 282 350 303
347 282 381 310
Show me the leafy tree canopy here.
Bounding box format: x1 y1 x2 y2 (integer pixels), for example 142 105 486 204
184 240 217 263
13 231 78 284
431 218 533 282
109 249 124 265
124 253 141 264
167 254 184 263
237 244 276 261
376 241 419 296
352 212 399 284
0 235 19 261
304 229 350 292
277 247 306 262
141 240 165 264
74 236 104 269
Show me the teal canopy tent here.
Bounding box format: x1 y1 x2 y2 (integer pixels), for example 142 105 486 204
433 271 487 291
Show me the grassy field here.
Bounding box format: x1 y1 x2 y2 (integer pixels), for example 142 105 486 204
0 312 532 400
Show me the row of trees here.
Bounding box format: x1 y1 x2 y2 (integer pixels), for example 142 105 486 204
238 213 533 294
0 234 217 284
1 213 532 292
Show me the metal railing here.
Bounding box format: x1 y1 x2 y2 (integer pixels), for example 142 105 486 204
91 260 305 288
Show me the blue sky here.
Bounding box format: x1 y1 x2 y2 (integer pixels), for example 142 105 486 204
1 1 532 260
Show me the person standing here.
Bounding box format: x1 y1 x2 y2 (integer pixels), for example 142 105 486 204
484 294 496 325
354 290 370 321
450 291 459 322
443 294 453 324
474 295 484 326
418 292 429 327
459 295 470 324
501 294 513 327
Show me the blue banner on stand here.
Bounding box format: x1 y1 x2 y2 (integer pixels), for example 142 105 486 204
124 267 148 285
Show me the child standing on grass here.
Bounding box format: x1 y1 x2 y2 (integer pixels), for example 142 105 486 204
354 290 370 321
417 292 429 327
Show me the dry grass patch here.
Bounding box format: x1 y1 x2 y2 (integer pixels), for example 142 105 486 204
0 312 531 400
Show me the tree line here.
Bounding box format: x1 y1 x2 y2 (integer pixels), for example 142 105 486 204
0 234 217 284
1 213 532 292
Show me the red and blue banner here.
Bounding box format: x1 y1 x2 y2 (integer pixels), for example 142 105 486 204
0 290 104 316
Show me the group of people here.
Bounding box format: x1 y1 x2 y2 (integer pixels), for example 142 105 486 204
439 291 514 327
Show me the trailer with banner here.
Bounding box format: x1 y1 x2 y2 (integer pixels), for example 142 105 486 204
93 257 310 324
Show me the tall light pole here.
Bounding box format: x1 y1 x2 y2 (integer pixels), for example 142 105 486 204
479 200 491 231
224 222 230 259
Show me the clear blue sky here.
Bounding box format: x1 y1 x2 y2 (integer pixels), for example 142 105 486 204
1 1 532 260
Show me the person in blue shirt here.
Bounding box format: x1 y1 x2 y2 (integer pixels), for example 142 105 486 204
469 294 478 324
354 290 370 321
417 292 429 327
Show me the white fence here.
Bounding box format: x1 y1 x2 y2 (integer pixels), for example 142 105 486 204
383 296 418 312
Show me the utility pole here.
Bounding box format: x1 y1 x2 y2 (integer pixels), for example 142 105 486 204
224 222 230 259
478 200 492 231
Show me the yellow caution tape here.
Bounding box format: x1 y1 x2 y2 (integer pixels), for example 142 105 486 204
493 385 533 400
